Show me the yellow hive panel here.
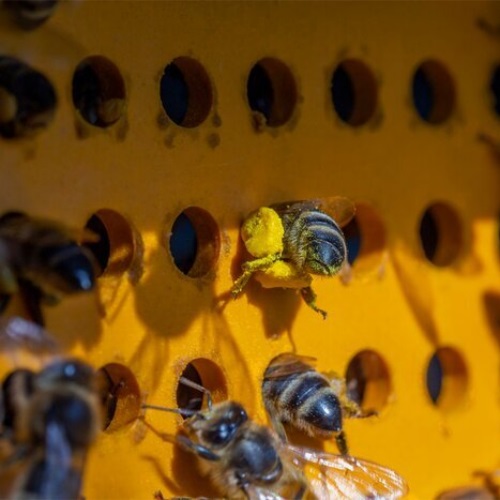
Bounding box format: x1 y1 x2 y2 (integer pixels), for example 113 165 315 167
0 1 500 498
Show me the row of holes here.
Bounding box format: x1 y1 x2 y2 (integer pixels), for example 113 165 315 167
1 54 499 138
79 201 469 286
99 344 470 438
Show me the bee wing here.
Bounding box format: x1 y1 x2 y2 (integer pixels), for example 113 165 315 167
317 196 356 228
285 445 408 499
0 316 59 354
263 353 317 380
37 420 82 499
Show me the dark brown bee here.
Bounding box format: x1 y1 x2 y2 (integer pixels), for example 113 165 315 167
3 0 59 30
0 211 98 324
0 57 57 138
0 358 101 499
144 378 407 499
262 353 376 455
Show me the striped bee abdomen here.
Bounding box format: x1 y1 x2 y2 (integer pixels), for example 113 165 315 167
263 356 343 437
284 210 346 275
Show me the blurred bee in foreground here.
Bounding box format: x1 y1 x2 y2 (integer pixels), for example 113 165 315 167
3 0 59 30
0 358 101 499
231 198 354 318
0 211 98 325
0 56 57 138
436 470 500 499
143 378 408 499
262 353 376 456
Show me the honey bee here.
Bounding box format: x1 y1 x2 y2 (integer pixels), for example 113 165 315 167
262 353 376 456
0 211 97 324
0 56 57 138
231 198 355 318
143 377 408 499
3 0 59 30
0 358 102 499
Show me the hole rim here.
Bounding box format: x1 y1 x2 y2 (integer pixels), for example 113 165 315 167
160 56 213 128
330 58 378 127
344 349 392 413
167 206 221 279
96 362 141 432
425 346 468 412
72 55 126 129
411 59 456 125
246 56 298 128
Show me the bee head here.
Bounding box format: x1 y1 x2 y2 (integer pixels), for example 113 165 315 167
304 236 347 276
193 401 248 448
37 359 96 390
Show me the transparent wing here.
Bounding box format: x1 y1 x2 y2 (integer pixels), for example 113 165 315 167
245 484 288 500
285 445 408 499
264 353 317 380
0 316 59 354
436 486 495 500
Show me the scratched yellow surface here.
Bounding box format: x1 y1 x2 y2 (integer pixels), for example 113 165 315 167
1 1 500 498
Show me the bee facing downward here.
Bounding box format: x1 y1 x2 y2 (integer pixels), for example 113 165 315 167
231 198 354 318
0 211 97 324
0 358 102 499
262 353 376 455
143 377 408 499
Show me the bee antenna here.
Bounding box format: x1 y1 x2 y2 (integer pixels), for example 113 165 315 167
178 376 213 410
141 404 198 418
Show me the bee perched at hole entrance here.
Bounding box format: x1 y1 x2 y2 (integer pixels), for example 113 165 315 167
262 353 377 455
0 211 98 325
231 197 355 318
0 358 102 499
143 378 408 499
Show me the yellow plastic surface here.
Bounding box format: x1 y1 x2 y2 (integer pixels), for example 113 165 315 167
1 1 500 499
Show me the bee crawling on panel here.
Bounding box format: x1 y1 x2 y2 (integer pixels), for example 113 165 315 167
0 357 102 499
0 211 98 325
231 197 355 319
262 353 377 456
143 377 408 499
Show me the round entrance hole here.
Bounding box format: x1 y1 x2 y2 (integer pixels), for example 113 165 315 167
345 350 392 412
96 363 141 431
0 56 57 138
246 57 297 127
72 56 126 128
168 207 220 278
418 202 463 267
83 209 136 277
412 59 456 124
176 358 227 417
490 64 500 117
331 58 378 127
426 346 468 411
160 57 213 127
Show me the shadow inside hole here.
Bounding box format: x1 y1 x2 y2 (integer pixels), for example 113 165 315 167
412 60 455 124
483 290 500 348
4 0 59 30
0 56 57 138
72 56 126 128
426 353 442 404
160 63 189 126
169 213 197 275
343 217 361 265
96 363 141 432
176 363 203 416
84 214 110 276
491 65 500 117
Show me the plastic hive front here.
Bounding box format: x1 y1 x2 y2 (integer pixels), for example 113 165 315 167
0 1 500 499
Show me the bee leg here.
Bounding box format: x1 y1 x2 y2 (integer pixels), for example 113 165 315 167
231 254 279 297
335 430 349 456
18 279 45 326
176 435 220 461
300 287 327 319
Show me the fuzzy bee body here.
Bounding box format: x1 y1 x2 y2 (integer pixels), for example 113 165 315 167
4 0 59 30
0 359 101 499
231 198 354 318
0 212 97 324
263 353 375 455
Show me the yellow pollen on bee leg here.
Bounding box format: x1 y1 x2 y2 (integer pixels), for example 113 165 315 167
241 207 284 257
254 261 311 289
